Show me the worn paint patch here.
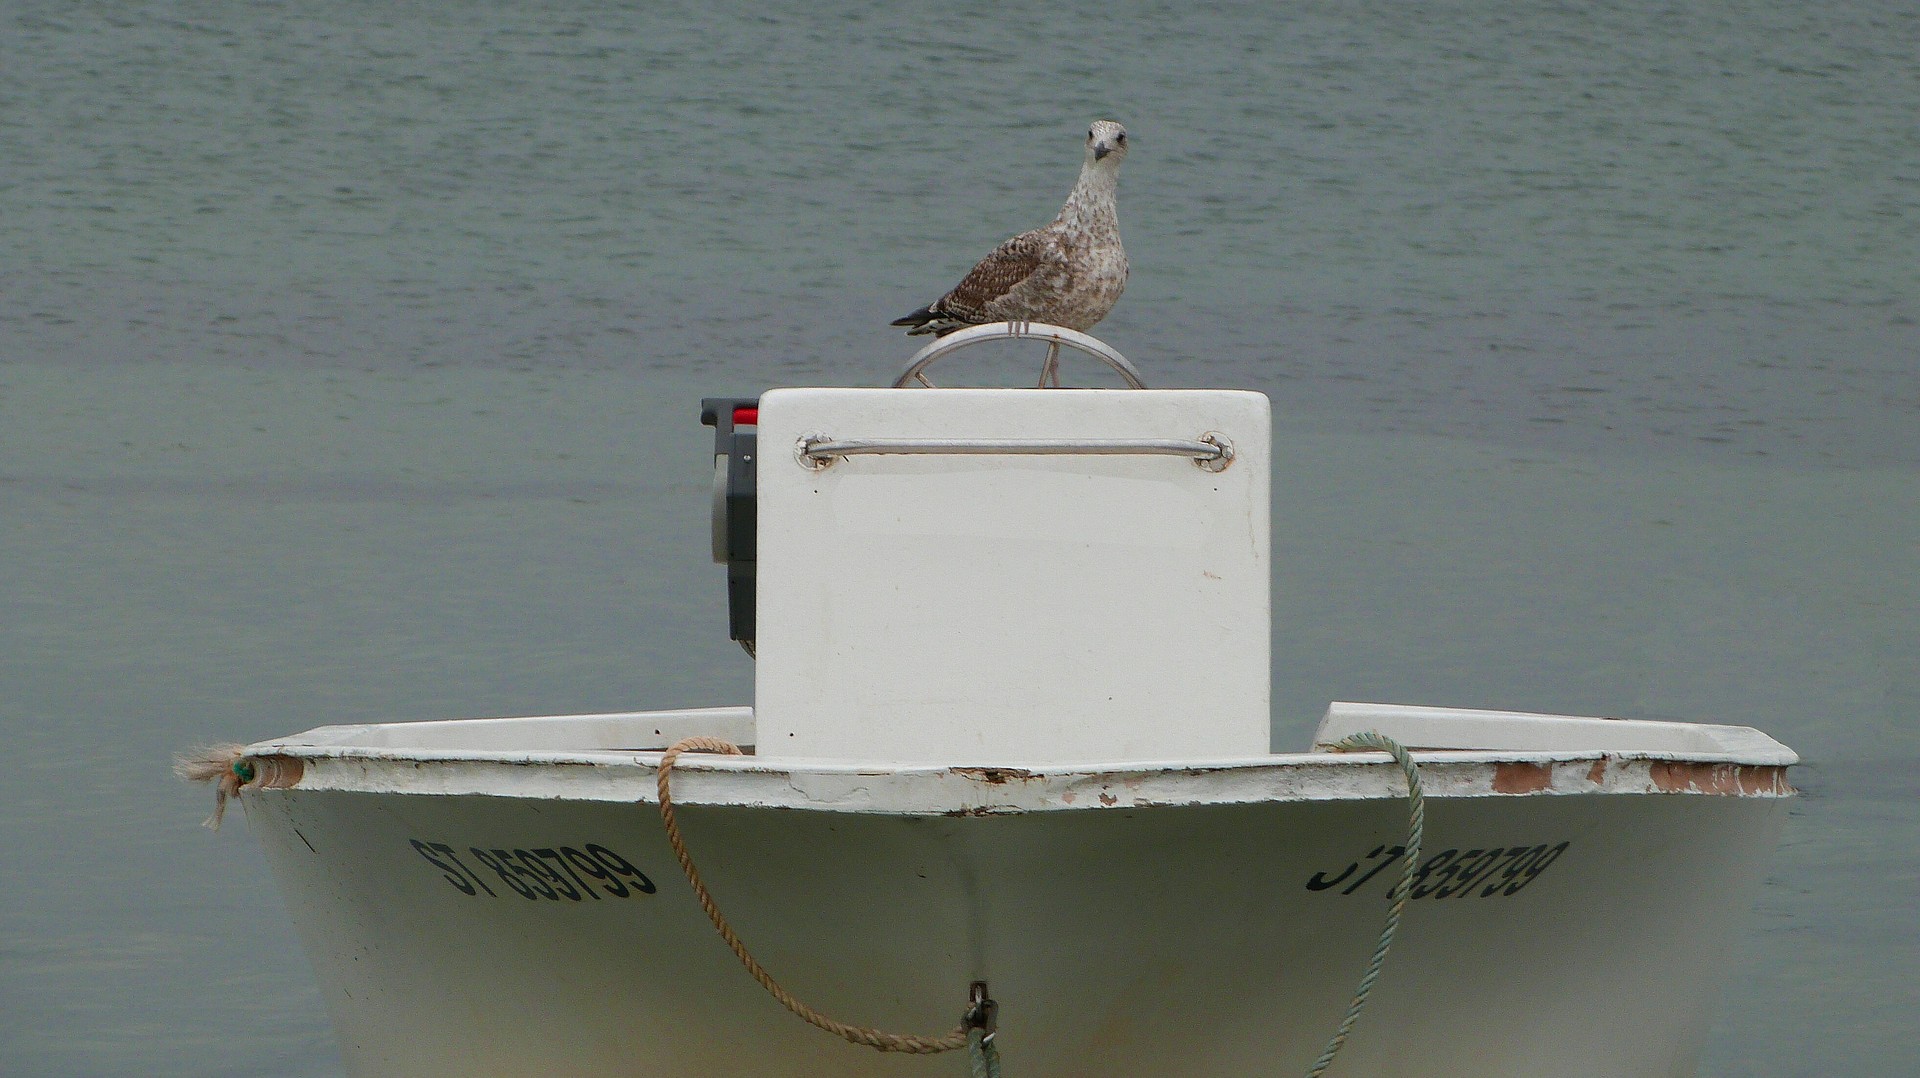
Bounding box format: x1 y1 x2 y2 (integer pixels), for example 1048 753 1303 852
1650 762 1791 796
1586 758 1609 785
951 766 1036 785
1491 761 1554 794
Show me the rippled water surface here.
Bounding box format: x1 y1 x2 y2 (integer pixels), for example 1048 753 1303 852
2 2 1915 1074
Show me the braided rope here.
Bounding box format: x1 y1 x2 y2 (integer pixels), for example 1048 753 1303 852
174 744 301 829
1305 731 1426 1077
656 737 970 1054
967 1027 1003 1078
658 730 1423 1074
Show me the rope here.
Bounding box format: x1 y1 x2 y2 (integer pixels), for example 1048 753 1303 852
657 730 1424 1076
176 743 250 829
1304 731 1426 1078
968 1027 1003 1078
655 737 972 1055
174 743 290 829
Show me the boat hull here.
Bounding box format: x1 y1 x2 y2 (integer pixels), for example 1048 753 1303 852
245 769 1786 1077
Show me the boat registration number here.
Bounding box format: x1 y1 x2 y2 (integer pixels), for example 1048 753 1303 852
1306 841 1571 899
409 839 657 901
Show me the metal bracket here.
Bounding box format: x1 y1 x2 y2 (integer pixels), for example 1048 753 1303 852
965 980 998 1041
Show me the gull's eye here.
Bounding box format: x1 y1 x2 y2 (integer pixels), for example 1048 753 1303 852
1088 128 1095 139
1116 132 1127 144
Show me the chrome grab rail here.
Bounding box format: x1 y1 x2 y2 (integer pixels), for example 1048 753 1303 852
799 433 1234 471
892 321 1148 389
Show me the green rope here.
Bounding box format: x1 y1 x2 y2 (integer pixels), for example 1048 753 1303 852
943 732 1421 1078
1305 731 1425 1078
967 1027 1002 1078
664 732 1418 1078
231 759 256 783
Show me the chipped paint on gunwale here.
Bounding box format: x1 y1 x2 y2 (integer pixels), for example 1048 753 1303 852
235 746 1797 817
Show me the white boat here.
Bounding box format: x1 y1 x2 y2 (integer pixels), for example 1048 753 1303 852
212 324 1796 1077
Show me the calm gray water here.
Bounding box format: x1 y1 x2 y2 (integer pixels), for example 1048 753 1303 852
2 2 1915 1074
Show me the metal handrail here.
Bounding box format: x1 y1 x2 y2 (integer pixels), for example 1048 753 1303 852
799 433 1234 471
892 322 1148 389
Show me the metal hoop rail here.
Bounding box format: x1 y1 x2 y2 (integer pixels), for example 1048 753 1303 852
893 322 1147 390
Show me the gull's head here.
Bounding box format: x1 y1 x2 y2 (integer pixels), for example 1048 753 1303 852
1086 120 1129 166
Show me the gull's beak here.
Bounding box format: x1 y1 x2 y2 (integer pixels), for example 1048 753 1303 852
1093 143 1112 160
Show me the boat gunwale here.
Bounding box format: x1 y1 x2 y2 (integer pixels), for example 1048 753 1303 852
238 740 1798 813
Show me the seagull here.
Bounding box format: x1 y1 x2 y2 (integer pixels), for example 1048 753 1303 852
892 120 1130 385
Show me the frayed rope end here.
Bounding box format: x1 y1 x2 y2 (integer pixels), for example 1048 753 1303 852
174 743 253 830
